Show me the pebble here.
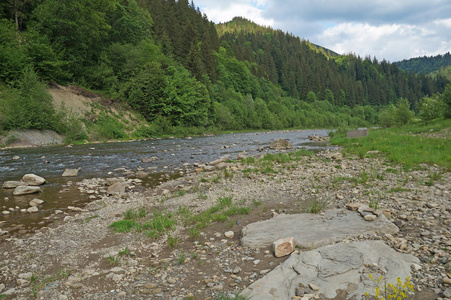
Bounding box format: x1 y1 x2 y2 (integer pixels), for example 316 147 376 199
225 231 234 238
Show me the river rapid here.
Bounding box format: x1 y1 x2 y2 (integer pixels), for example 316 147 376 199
0 129 332 234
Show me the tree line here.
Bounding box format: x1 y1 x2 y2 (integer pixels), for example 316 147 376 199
0 1 449 139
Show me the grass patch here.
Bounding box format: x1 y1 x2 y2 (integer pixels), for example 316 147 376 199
167 234 178 248
144 211 176 239
123 208 138 220
387 187 411 193
107 254 121 266
31 270 70 297
384 168 399 174
252 199 262 206
305 197 329 214
109 220 139 233
331 119 451 170
109 209 176 238
177 251 186 264
428 171 443 181
83 214 99 223
368 198 380 210
186 196 250 233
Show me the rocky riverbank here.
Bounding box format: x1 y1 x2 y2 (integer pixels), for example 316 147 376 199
0 148 450 299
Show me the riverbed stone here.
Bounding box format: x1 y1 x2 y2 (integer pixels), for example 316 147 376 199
209 155 230 166
241 209 398 249
270 139 293 150
27 206 39 213
29 199 44 207
240 241 419 300
202 166 216 172
107 182 127 195
13 186 41 196
135 171 148 179
62 168 80 177
273 237 295 258
2 181 26 189
22 174 46 186
224 231 234 239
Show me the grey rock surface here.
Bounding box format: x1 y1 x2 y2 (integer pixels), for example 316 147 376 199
22 174 46 186
13 186 41 196
62 168 80 177
1 129 64 147
269 139 293 150
241 241 419 300
2 181 26 189
241 209 399 249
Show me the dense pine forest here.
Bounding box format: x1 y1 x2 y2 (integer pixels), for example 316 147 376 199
0 1 450 139
396 52 451 81
396 52 451 74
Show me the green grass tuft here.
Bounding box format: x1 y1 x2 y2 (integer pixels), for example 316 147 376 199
109 220 139 232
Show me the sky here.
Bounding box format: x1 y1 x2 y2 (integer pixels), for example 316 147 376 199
194 0 451 62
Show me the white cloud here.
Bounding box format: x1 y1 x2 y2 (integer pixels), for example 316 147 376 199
195 0 273 26
316 22 451 61
195 0 451 61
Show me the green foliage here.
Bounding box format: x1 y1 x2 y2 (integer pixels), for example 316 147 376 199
396 52 450 75
378 98 415 128
0 19 30 83
395 98 414 125
444 83 451 119
417 96 445 122
89 114 127 140
0 67 58 130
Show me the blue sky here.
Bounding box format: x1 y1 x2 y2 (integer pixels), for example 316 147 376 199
194 0 451 62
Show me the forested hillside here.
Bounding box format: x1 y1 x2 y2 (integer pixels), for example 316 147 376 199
396 53 451 75
0 1 449 140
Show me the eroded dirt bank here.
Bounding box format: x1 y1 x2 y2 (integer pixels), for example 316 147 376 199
0 149 450 300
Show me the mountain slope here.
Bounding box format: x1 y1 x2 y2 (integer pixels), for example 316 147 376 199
396 53 451 75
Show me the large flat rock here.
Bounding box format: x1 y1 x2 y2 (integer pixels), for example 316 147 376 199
241 209 398 249
240 241 419 300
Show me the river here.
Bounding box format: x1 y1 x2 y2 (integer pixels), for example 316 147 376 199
0 129 333 234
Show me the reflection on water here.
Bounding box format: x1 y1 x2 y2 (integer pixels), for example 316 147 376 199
0 129 333 234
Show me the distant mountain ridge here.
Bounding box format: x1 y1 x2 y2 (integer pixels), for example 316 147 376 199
396 53 451 77
216 17 339 59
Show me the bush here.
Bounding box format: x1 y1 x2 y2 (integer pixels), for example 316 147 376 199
378 105 397 128
0 67 58 130
417 96 445 122
395 98 413 125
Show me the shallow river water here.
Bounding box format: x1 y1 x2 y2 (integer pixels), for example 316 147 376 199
0 129 332 233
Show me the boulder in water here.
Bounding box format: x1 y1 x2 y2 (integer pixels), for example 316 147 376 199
3 181 26 189
22 174 46 186
270 139 293 150
13 186 41 196
29 199 44 207
62 168 80 177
